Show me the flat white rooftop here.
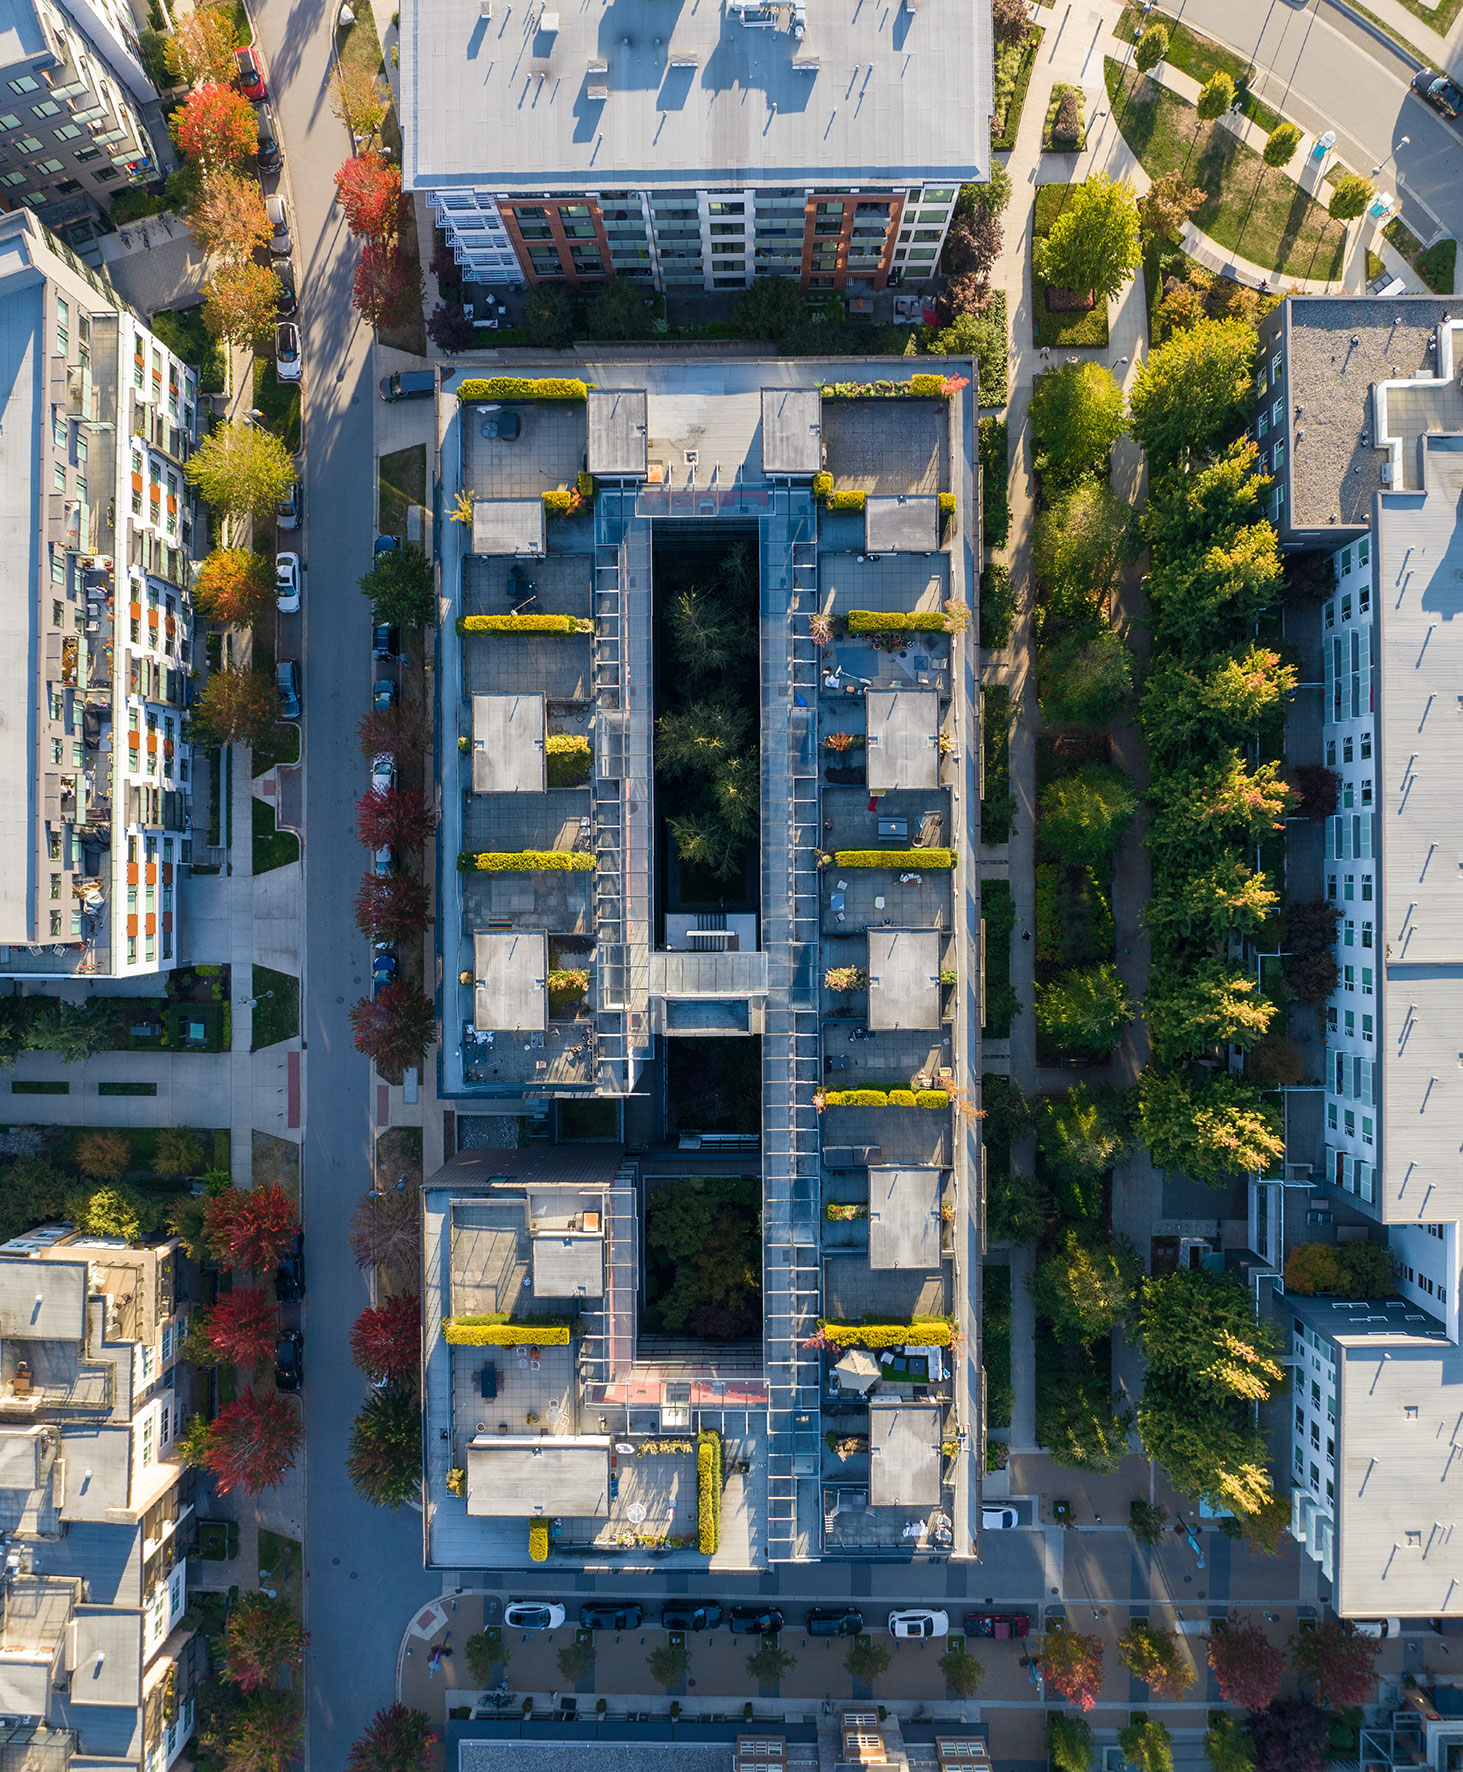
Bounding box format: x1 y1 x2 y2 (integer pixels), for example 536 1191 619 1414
473 929 547 1032
465 1434 611 1516
865 688 940 791
867 1165 941 1269
866 927 940 1030
472 692 546 794
867 1397 941 1506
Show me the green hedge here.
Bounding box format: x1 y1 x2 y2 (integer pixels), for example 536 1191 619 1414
697 1429 723 1555
812 471 833 499
529 1519 549 1560
821 1319 954 1349
456 376 587 402
980 563 1016 650
979 417 1010 549
823 1088 950 1108
831 847 954 869
982 684 1014 843
457 613 592 634
820 375 951 399
847 610 948 634
826 489 867 513
443 1319 571 1345
458 850 595 872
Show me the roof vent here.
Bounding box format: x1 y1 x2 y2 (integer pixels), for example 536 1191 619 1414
587 81 609 98
539 8 559 27
668 52 697 65
587 55 608 71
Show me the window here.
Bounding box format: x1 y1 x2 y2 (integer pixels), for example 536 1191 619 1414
32 98 60 117
15 134 41 152
1342 735 1353 763
1361 873 1373 901
141 1413 154 1466
161 1323 173 1362
53 122 79 140
8 76 40 93
1325 739 1336 767
1257 409 1269 438
1362 1014 1373 1043
93 166 117 181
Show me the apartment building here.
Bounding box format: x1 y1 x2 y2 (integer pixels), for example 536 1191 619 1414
0 0 162 233
399 0 990 291
0 1223 198 1772
0 206 200 980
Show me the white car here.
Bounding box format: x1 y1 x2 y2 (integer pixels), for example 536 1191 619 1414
274 320 301 383
265 192 291 257
981 1504 1019 1529
370 753 396 795
1355 1618 1402 1639
888 1609 948 1640
275 551 300 614
504 1601 565 1631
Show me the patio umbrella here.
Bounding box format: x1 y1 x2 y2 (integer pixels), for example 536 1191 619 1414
834 1348 882 1393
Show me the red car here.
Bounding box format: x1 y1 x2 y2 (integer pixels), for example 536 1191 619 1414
235 45 267 99
964 1612 1031 1639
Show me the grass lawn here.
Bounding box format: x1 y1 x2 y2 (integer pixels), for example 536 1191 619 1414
251 966 300 1051
252 356 302 454
1105 61 1347 282
55 1126 228 1176
1033 185 1110 348
1042 83 1086 153
1417 238 1457 295
1113 2 1281 132
253 796 299 874
379 444 427 539
983 1263 1013 1430
258 1529 303 1617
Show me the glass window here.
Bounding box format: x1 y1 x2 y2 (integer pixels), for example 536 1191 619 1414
7 76 39 93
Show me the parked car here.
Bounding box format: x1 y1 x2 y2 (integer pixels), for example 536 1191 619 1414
981 1504 1019 1529
580 1603 643 1631
372 844 397 876
374 534 400 555
235 43 267 98
275 659 300 719
964 1612 1030 1640
254 100 280 171
274 1328 302 1391
379 369 434 401
662 1604 722 1632
1412 69 1462 117
373 944 398 985
370 752 396 794
807 1608 863 1637
274 1229 303 1301
274 258 297 317
275 551 300 614
729 1608 784 1636
1356 1618 1403 1639
888 1609 949 1640
373 679 397 713
274 320 300 383
265 192 291 258
277 465 301 531
373 622 400 660
504 1602 566 1631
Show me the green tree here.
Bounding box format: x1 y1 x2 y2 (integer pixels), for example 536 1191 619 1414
1144 441 1268 562
1147 523 1284 654
1134 20 1168 69
1032 478 1134 620
465 1630 509 1685
845 1639 891 1683
734 275 805 342
75 1128 130 1180
1138 1268 1286 1401
1205 1719 1255 1772
1128 317 1258 471
1263 121 1302 167
1137 168 1205 243
648 1642 690 1689
164 5 238 86
1129 1498 1167 1544
1037 1083 1132 1197
656 703 752 774
203 261 283 350
988 1168 1048 1245
584 276 654 340
1145 962 1278 1061
1038 626 1134 727
1142 855 1279 954
1135 1070 1285 1183
961 161 1012 217
192 666 279 747
1048 1714 1095 1772
345 1386 421 1508
746 1642 796 1685
1196 70 1236 120
1029 361 1127 490
938 1642 985 1697
1328 173 1375 222
1117 1622 1194 1697
1147 753 1294 866
1038 764 1138 866
524 282 576 348
1033 172 1141 302
1140 644 1295 762
359 545 434 628
1038 1356 1133 1472
1119 1720 1174 1772
1139 1369 1275 1515
154 1126 204 1176
927 307 1007 380
557 1638 595 1682
1028 1228 1141 1343
1036 963 1132 1058
65 1185 142 1242
185 419 297 524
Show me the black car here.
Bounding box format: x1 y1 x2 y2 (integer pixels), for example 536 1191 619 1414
254 101 281 172
373 622 400 661
275 1230 304 1302
807 1608 863 1637
1412 69 1462 117
274 1328 302 1391
579 1602 643 1631
274 258 297 317
662 1604 722 1632
729 1607 784 1636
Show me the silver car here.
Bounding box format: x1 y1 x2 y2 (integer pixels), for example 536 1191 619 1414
265 192 291 258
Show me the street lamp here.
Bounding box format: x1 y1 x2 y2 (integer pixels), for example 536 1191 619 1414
1372 135 1409 179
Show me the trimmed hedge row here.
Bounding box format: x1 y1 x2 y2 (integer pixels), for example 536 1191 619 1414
457 613 593 634
826 490 867 513
697 1429 723 1555
820 374 950 398
457 376 587 402
821 1319 954 1349
529 1520 549 1560
443 1318 572 1345
847 610 948 634
831 848 955 869
823 1088 950 1108
458 851 595 873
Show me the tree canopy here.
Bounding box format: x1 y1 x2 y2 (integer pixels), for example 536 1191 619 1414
1038 764 1138 868
1128 317 1258 471
1135 1070 1285 1184
1033 173 1142 303
1144 961 1278 1061
1029 361 1126 490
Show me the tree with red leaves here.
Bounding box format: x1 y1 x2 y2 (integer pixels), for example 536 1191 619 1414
1038 1629 1105 1711
351 241 421 330
356 786 434 852
1207 1613 1287 1711
335 152 403 240
1289 1617 1379 1708
222 1592 307 1694
350 1294 421 1383
350 985 436 1078
192 665 279 746
358 700 429 765
354 873 432 943
205 1287 278 1368
1247 1698 1328 1772
203 1184 299 1273
346 1704 437 1772
205 1388 301 1495
172 81 257 168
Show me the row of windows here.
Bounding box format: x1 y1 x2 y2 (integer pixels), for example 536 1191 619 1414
1325 870 1373 903
1331 1050 1376 1103
1325 731 1372 767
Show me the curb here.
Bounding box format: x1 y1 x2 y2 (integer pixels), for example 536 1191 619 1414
1319 0 1426 70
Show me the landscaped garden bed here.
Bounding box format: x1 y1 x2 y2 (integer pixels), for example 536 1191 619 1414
1033 185 1110 348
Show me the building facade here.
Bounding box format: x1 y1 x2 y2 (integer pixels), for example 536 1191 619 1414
0 206 200 979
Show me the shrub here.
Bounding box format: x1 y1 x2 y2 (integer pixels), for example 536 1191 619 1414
819 1319 953 1348
529 1520 549 1561
888 1089 917 1106
697 1429 723 1554
846 610 949 634
576 470 597 501
545 733 593 786
458 850 595 872
826 489 867 513
456 613 592 634
980 563 1017 649
812 471 833 499
821 1089 949 1108
456 376 587 402
979 417 1010 547
442 1318 571 1345
824 966 868 992
831 848 954 868
542 489 576 519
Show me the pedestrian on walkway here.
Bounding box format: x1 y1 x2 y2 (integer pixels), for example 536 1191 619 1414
1039 345 1050 361
1066 354 1079 364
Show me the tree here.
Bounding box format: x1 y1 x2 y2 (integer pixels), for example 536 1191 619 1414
358 699 429 765
844 1639 891 1683
465 1630 509 1685
1148 526 1284 655
1288 762 1339 819
1129 317 1258 470
1033 172 1141 304
1129 1497 1167 1544
205 1388 301 1494
1048 1715 1095 1772
1037 765 1137 868
1039 626 1134 727
1117 1622 1194 1698
1329 173 1375 222
1290 1617 1379 1707
988 1169 1047 1245
1145 963 1277 1061
1119 1721 1174 1772
203 261 283 350
656 702 752 775
427 302 476 353
1134 20 1168 69
525 282 576 348
75 1129 129 1180
164 5 238 85
1285 1238 1393 1297
1144 440 1267 561
203 1182 299 1272
352 241 421 329
349 1187 420 1287
648 1642 691 1689
946 208 1003 280
1032 478 1133 618
961 163 1012 218
186 169 271 262
1143 855 1278 954
1029 361 1126 489
1036 963 1132 1058
1207 1614 1287 1711
1206 1719 1255 1772
223 1592 308 1694
746 1641 796 1685
335 151 402 239
558 1637 596 1682
1196 70 1236 120
350 1293 421 1382
226 1692 303 1772
346 1385 421 1507
584 276 653 340
356 786 434 852
1141 645 1295 762
1029 1228 1141 1343
65 1184 142 1241
938 1643 984 1697
346 1705 437 1772
1135 1071 1284 1184
1263 121 1302 167
186 418 297 522
1038 1630 1104 1710
1138 167 1205 242
354 873 432 942
992 0 1032 42
172 82 257 168
191 546 274 628
1037 1083 1132 1198
1038 1356 1134 1472
192 667 279 747
206 1287 278 1367
1246 1699 1327 1772
1148 754 1294 864
331 60 391 137
734 276 805 342
350 984 436 1075
359 544 434 627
